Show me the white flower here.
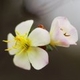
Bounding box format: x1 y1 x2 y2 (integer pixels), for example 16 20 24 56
50 17 78 47
5 20 50 70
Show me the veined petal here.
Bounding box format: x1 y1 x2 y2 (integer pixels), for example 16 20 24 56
28 28 50 46
15 20 34 35
13 52 31 70
28 47 48 70
7 33 17 55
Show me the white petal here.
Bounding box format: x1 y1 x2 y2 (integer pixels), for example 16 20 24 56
15 20 34 35
50 27 70 47
7 33 17 55
67 25 78 44
50 16 78 47
13 52 31 70
50 17 59 34
28 28 50 46
56 34 70 47
28 47 48 70
50 22 69 47
56 17 78 43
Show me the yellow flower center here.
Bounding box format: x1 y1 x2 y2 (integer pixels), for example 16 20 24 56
3 32 31 54
15 35 30 49
14 32 31 53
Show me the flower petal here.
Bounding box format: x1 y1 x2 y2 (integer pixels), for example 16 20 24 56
56 17 78 43
28 47 48 70
50 16 78 47
7 33 17 55
28 28 50 46
13 52 31 70
56 33 70 47
50 17 59 34
50 26 70 47
15 20 34 35
66 25 78 44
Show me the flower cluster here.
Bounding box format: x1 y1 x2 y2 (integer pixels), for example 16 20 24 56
4 17 78 70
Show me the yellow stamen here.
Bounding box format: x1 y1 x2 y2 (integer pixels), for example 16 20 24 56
4 31 31 54
15 31 27 37
5 48 12 51
15 31 20 35
18 48 26 55
3 40 10 43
